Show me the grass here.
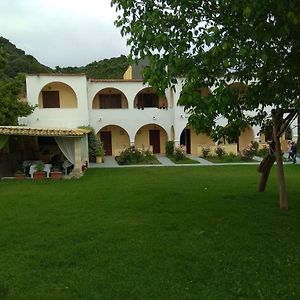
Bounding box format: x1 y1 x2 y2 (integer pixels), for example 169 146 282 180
168 155 199 164
0 165 300 299
115 155 160 165
205 155 254 163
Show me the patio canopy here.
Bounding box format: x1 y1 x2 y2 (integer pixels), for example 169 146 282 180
0 126 90 137
0 126 91 175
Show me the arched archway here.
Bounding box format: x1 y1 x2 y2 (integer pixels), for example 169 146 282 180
98 125 130 156
180 126 214 155
135 124 168 154
38 82 77 108
134 87 168 109
92 88 128 109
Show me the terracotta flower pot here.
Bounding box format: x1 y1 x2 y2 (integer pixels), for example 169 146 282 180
50 171 62 180
33 171 46 180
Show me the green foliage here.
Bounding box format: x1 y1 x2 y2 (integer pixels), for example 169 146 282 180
201 147 211 158
215 146 226 158
0 73 35 125
0 37 51 79
95 141 105 158
34 162 45 172
1 37 129 80
78 126 101 162
257 146 269 158
251 141 259 155
165 141 174 156
58 55 129 79
112 0 300 140
116 146 158 165
173 145 186 161
240 143 256 160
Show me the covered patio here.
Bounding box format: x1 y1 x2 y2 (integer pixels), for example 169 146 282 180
0 126 90 178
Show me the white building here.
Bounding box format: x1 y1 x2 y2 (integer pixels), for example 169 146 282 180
22 72 297 158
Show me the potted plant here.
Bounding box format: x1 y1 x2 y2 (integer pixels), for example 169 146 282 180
50 167 63 180
33 162 45 180
15 170 26 180
95 142 105 163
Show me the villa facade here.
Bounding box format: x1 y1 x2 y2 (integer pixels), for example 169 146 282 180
21 73 298 159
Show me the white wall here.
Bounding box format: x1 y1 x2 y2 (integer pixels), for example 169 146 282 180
24 74 89 128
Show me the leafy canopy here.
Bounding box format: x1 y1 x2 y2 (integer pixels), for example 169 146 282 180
112 0 300 138
0 49 35 125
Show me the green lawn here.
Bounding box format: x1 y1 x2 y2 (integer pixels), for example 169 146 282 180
168 155 200 164
205 155 254 163
0 166 300 299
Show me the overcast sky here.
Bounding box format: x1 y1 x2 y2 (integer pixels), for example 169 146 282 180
0 0 129 67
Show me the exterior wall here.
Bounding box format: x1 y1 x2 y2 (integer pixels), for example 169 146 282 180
92 88 128 109
88 80 172 144
239 127 254 150
38 82 77 108
24 74 89 128
123 66 132 80
99 125 130 156
190 129 215 154
135 124 168 154
22 75 299 158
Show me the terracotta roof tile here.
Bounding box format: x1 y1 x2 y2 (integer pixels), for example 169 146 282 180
0 126 90 137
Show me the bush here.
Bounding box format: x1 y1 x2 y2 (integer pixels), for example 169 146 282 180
257 145 269 158
174 145 186 161
116 146 158 165
240 143 256 160
252 141 259 155
165 141 174 156
226 153 237 162
201 147 211 158
79 125 99 162
215 146 226 158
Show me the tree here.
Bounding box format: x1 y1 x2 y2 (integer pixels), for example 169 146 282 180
0 73 35 125
112 0 300 209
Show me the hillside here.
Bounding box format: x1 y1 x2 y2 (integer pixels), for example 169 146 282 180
0 37 51 78
0 37 129 79
56 55 129 79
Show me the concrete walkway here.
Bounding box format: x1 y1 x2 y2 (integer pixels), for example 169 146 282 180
89 154 299 168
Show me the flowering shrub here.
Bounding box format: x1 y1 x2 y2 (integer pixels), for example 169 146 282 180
215 146 226 158
257 145 269 157
201 147 211 158
241 142 256 160
251 141 259 155
116 146 158 165
174 145 186 160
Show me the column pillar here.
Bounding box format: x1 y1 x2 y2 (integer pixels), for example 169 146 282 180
73 138 82 176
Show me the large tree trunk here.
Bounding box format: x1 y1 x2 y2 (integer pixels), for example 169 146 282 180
257 109 297 209
272 110 288 210
257 154 276 192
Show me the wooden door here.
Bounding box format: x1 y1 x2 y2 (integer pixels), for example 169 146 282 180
100 131 112 156
149 130 160 154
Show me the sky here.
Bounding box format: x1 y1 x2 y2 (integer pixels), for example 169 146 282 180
0 0 129 67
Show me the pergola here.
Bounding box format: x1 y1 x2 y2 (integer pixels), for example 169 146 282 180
0 126 90 175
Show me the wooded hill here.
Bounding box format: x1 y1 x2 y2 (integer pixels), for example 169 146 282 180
0 37 129 79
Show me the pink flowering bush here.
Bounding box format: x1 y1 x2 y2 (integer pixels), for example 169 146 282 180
241 142 256 160
174 145 186 160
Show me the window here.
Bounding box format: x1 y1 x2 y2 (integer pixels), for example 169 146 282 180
99 94 122 109
137 93 159 108
42 91 60 108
